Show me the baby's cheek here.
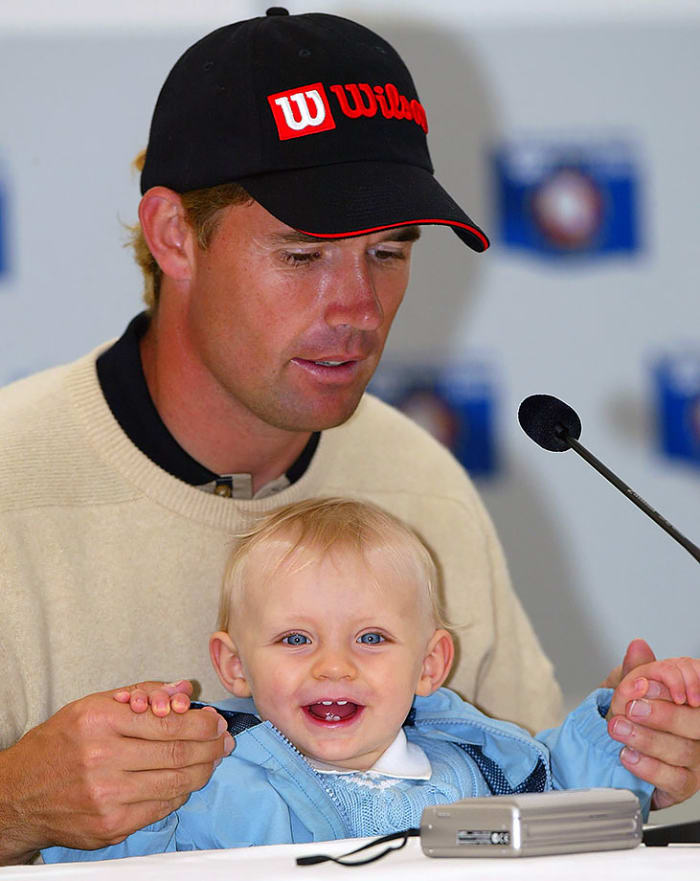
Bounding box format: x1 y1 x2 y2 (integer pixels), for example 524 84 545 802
254 678 297 725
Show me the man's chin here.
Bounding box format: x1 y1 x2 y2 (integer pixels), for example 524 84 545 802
265 394 367 434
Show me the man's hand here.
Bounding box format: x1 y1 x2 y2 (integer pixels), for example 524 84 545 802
600 637 657 690
605 640 700 809
0 683 234 865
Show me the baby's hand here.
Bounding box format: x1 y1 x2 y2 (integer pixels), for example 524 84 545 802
113 679 192 717
608 657 700 719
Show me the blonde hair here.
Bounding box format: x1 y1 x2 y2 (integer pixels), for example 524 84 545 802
127 149 253 312
218 497 447 633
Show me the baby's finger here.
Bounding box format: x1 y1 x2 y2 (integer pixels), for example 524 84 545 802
170 692 191 714
649 661 688 706
128 687 150 713
159 680 192 714
609 675 644 718
148 687 174 717
676 658 700 707
643 679 672 701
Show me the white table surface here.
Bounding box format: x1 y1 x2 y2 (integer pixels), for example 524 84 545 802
1 838 698 880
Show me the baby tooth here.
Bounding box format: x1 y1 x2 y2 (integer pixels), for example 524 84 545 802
336 700 348 705
321 701 333 706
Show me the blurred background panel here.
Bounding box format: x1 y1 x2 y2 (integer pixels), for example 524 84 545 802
2 0 699 818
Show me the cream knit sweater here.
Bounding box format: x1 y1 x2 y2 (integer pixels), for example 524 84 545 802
0 346 562 748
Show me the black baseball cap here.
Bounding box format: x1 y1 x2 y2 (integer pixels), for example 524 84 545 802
141 8 489 252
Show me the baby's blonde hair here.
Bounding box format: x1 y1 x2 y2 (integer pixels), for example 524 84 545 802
218 497 447 633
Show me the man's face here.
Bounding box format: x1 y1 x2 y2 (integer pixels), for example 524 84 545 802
184 200 418 433
228 545 438 771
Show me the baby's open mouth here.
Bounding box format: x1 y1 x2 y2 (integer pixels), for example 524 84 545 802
305 700 361 723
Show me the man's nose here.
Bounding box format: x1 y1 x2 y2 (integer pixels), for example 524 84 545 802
311 647 358 681
323 261 384 331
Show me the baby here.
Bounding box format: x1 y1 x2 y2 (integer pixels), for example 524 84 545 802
43 497 700 861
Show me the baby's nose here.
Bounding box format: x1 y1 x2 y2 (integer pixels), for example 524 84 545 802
311 648 357 680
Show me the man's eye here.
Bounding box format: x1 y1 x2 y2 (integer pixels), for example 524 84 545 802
282 633 310 646
357 632 384 645
372 247 405 262
284 251 321 265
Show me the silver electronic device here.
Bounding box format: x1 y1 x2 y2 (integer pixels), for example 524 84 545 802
420 788 642 858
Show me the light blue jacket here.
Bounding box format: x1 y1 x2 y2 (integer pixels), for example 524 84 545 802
43 687 653 862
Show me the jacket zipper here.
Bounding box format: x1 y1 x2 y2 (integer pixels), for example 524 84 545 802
268 723 354 834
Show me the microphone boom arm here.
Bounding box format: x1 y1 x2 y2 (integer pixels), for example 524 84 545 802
556 426 700 565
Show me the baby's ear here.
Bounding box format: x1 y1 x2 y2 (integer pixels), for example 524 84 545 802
209 631 252 698
415 629 454 696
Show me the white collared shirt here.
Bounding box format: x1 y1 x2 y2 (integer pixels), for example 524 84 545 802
305 728 432 780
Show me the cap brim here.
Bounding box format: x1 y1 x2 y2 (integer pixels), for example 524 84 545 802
237 161 489 253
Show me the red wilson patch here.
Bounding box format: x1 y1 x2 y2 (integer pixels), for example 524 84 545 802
267 82 337 140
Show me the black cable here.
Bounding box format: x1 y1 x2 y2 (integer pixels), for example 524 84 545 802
643 820 700 846
296 828 420 867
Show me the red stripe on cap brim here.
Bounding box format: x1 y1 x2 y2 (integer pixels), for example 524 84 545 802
296 219 490 251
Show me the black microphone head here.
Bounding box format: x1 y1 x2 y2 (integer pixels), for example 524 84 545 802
518 394 582 452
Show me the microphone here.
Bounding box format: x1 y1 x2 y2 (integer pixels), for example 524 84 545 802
518 394 700 565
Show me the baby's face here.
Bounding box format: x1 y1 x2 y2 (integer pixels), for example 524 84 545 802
229 545 442 771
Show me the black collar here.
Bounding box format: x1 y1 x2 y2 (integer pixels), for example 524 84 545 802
96 313 319 486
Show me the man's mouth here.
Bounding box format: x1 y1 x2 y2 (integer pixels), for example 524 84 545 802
295 357 356 368
290 357 366 386
304 700 362 723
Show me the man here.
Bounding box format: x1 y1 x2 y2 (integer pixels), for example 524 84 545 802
1 8 698 866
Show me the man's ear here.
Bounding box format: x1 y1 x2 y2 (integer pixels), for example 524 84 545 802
415 629 454 696
138 186 194 283
209 631 252 698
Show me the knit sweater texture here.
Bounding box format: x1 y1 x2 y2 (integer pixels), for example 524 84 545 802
0 345 562 747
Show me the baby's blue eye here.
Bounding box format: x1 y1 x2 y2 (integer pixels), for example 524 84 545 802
282 633 310 646
358 632 384 645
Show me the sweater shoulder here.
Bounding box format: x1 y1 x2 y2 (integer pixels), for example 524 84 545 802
321 393 481 505
0 360 83 480
0 360 74 430
0 348 138 511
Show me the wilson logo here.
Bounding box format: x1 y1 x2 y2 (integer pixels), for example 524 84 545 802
267 81 428 140
268 83 337 140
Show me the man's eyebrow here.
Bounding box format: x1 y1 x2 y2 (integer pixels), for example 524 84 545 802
270 230 330 245
381 226 422 243
270 226 422 246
